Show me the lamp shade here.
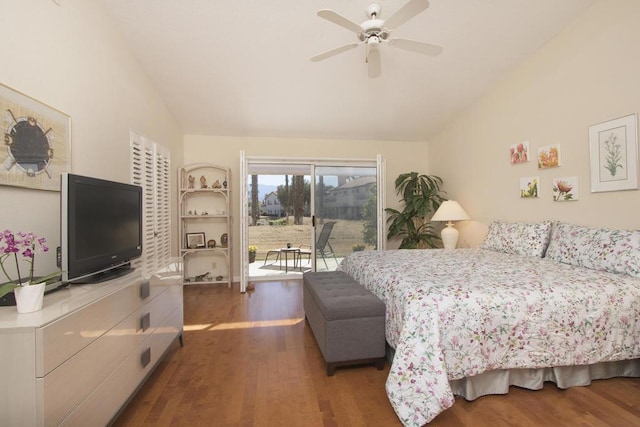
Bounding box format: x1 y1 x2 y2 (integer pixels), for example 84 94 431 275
431 200 470 222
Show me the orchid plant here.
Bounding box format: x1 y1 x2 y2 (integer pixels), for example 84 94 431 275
0 230 59 299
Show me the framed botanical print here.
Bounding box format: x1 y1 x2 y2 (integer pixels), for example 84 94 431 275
589 113 638 192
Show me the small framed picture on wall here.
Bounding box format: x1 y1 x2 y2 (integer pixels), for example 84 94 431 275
520 176 540 198
510 141 530 165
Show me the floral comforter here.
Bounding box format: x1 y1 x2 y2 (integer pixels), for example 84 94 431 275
338 249 640 426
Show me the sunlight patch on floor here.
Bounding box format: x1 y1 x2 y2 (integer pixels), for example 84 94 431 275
184 317 304 332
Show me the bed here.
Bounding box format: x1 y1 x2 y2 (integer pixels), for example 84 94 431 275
338 221 640 426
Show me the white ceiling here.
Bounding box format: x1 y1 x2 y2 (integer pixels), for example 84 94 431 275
101 0 596 142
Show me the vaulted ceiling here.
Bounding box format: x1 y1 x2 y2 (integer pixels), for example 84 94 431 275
101 0 596 142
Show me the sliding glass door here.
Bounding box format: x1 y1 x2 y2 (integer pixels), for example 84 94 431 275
240 153 385 292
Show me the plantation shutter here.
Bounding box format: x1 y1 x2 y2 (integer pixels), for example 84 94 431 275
130 131 171 276
154 144 171 269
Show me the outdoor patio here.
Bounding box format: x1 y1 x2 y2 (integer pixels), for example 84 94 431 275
248 255 343 279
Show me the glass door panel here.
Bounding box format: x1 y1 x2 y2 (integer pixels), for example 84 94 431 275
313 166 378 271
246 163 312 280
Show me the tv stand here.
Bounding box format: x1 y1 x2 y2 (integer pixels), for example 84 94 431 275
0 261 183 426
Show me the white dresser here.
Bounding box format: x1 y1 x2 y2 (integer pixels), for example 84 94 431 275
0 263 183 426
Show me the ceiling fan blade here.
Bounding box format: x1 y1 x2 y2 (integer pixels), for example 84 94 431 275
317 9 362 34
367 46 381 78
384 0 430 31
389 38 443 56
311 43 359 62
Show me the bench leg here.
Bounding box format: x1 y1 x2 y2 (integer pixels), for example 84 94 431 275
326 358 384 376
327 363 336 376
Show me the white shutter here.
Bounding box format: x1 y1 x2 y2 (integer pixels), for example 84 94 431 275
154 145 171 269
130 131 171 276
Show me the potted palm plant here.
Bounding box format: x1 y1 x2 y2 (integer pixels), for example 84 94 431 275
385 172 446 249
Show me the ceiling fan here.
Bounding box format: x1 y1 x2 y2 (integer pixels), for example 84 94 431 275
310 0 443 78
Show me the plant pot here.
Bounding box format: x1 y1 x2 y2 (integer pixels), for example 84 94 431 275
249 252 256 263
14 282 45 314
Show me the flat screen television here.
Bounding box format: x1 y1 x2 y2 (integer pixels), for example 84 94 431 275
61 173 143 284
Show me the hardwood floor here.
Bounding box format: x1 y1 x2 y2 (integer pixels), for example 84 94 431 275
113 281 640 427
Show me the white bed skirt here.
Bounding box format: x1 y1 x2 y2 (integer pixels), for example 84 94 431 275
449 359 640 401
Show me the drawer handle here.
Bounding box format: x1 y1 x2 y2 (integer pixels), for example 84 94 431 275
140 312 151 332
141 347 151 368
140 281 150 300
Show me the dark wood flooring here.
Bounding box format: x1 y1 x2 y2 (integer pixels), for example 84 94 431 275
113 280 640 426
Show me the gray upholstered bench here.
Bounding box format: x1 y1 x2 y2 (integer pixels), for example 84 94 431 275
303 271 386 376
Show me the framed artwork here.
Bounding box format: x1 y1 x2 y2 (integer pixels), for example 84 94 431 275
520 176 539 198
589 113 638 192
186 232 206 249
510 141 529 165
0 83 71 191
552 177 579 201
538 144 561 169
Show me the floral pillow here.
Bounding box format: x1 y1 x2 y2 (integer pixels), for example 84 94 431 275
545 221 640 278
480 220 552 257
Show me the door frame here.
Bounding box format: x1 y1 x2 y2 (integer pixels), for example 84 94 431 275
239 152 385 293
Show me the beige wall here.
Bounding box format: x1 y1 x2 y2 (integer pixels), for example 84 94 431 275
0 1 183 276
183 135 429 277
428 0 640 247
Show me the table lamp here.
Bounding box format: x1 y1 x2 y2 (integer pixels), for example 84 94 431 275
431 200 470 249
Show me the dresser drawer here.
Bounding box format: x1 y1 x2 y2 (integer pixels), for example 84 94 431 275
36 280 161 377
60 304 183 427
38 285 180 426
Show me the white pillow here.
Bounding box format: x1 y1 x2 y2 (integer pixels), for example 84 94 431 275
546 221 640 278
481 220 552 258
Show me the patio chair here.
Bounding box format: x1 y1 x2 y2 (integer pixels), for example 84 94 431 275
263 248 281 265
298 221 338 269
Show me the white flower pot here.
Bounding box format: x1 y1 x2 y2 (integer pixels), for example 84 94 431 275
14 282 46 314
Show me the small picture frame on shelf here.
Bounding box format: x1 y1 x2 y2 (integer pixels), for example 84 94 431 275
186 232 206 249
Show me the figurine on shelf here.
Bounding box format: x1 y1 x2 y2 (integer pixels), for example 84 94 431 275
220 233 228 247
212 179 222 189
207 239 216 248
201 211 208 215
187 174 195 189
200 175 208 188
223 180 227 189
216 275 223 281
187 210 193 215
195 272 211 282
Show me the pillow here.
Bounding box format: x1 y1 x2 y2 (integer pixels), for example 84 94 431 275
545 221 640 278
480 220 552 257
